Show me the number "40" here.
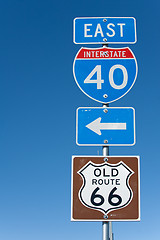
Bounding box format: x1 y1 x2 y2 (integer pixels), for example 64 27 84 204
84 65 128 90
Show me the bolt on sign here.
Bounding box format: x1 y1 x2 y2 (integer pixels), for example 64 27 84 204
71 156 140 221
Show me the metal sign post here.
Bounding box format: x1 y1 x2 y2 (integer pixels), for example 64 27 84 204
102 104 112 240
102 148 113 240
102 147 110 240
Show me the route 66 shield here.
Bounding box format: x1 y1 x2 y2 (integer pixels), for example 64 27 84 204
78 161 133 215
71 156 140 221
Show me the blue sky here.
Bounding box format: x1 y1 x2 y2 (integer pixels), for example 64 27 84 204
0 0 159 239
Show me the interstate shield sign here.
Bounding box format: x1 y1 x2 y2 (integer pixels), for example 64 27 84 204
73 47 138 103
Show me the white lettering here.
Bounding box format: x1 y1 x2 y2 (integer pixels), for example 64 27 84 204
96 51 99 57
117 23 125 37
84 24 92 37
113 51 118 58
103 51 109 57
106 23 115 37
86 51 91 57
84 22 126 39
122 51 126 57
109 64 128 89
100 51 104 57
94 24 104 37
91 51 95 57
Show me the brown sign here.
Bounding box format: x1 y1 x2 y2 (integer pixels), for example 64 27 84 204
71 156 140 221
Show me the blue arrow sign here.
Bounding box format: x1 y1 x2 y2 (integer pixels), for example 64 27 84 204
73 17 137 44
76 107 135 146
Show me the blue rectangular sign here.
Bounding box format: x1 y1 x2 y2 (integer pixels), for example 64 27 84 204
73 17 137 44
76 107 135 146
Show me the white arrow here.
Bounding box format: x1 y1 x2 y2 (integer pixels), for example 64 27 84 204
86 117 127 135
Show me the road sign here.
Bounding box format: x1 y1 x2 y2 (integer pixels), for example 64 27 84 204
76 107 135 146
73 47 138 103
71 156 140 221
73 17 137 44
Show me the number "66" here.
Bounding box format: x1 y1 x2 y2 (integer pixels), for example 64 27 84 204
84 65 128 90
91 187 122 207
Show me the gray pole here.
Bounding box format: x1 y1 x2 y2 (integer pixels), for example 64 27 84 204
102 104 113 240
102 144 109 240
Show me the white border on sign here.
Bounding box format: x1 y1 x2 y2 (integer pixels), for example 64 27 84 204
71 155 140 222
73 46 138 104
73 17 137 44
76 107 136 146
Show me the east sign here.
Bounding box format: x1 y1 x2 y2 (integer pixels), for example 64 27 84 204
73 46 138 103
71 156 140 221
73 17 137 44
